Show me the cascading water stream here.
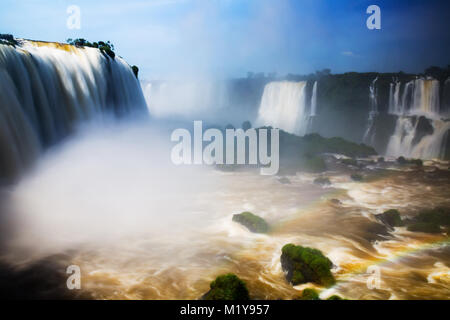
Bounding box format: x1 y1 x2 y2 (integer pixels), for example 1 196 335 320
388 78 401 115
310 81 318 118
363 77 378 145
141 80 230 121
307 81 318 133
443 77 450 116
0 40 147 182
256 81 308 135
386 77 450 159
400 81 414 114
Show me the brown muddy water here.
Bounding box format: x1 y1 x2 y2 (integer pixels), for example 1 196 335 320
0 124 449 300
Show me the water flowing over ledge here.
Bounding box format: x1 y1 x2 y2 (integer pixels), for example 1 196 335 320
0 40 147 182
256 81 316 136
385 78 450 159
141 74 450 160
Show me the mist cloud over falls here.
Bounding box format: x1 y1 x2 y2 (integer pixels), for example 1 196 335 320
1 121 221 264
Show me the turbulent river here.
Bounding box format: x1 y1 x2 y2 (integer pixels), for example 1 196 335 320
0 120 448 300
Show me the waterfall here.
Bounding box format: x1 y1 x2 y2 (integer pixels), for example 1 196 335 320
306 81 318 133
411 78 440 116
256 81 308 135
363 76 378 144
142 80 230 122
388 79 401 115
443 78 450 116
386 77 449 159
400 81 414 115
386 117 417 157
386 117 450 159
0 40 147 182
310 81 317 117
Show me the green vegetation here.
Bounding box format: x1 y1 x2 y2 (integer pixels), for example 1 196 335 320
242 121 252 131
300 288 320 300
414 207 450 226
278 177 291 184
232 212 269 233
405 207 449 234
376 209 403 228
66 38 116 59
278 132 376 173
221 129 376 174
300 155 327 173
350 173 363 182
314 177 331 186
327 295 344 300
202 274 250 300
424 65 450 83
297 289 346 300
407 222 441 234
66 38 140 77
397 156 407 165
0 34 18 46
299 133 377 158
131 65 139 78
397 156 423 166
342 158 358 166
281 244 335 287
375 207 450 234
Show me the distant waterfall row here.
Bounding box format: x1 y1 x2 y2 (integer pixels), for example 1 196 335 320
256 81 317 135
384 78 450 159
142 80 230 121
0 40 147 182
388 78 441 116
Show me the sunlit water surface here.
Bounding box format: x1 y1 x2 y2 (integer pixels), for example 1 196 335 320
1 122 449 300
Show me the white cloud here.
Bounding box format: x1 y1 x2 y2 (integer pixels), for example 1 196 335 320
341 51 355 56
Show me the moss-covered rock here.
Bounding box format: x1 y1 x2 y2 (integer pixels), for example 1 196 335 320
232 212 269 233
0 34 18 46
414 207 450 226
406 207 450 233
297 133 377 158
281 244 335 287
300 155 327 173
327 295 344 300
397 156 407 165
376 209 403 228
341 158 358 166
278 177 291 184
410 159 423 167
314 177 331 186
407 222 441 234
297 290 346 300
329 199 342 205
396 156 423 166
350 173 363 182
202 274 250 300
300 288 320 300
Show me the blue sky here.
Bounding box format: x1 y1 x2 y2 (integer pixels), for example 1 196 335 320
1 0 449 79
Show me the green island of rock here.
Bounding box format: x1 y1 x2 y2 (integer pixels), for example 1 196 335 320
281 244 335 287
232 212 269 233
202 273 250 300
